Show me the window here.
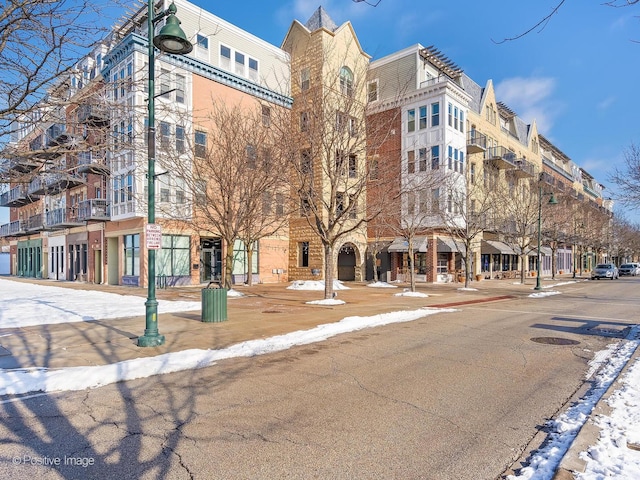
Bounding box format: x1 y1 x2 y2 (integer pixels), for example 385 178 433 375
261 105 271 127
123 234 140 276
301 67 310 91
348 154 357 178
407 150 415 174
431 145 440 169
220 44 231 69
246 144 257 169
175 74 185 103
430 188 440 213
175 126 185 153
299 242 309 267
420 190 430 214
470 162 476 183
275 193 284 216
431 102 440 126
160 69 170 98
157 235 190 277
418 148 427 172
195 180 207 205
448 146 453 170
339 66 354 97
262 191 272 215
301 149 312 174
197 34 209 49
419 106 427 129
300 111 309 132
235 51 245 75
248 58 258 81
407 109 415 132
367 80 378 102
407 192 415 215
175 177 186 205
159 122 170 148
195 130 207 157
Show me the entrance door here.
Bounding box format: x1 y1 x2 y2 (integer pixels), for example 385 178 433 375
337 244 356 281
200 239 222 283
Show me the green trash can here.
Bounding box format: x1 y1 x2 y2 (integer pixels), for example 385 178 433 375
201 286 228 322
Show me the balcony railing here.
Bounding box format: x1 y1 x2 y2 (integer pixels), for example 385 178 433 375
77 151 110 175
484 146 517 169
77 199 110 221
26 213 45 231
0 220 27 238
467 131 487 154
2 156 41 174
45 207 84 229
77 104 109 126
0 185 39 207
540 172 554 186
28 171 86 195
513 158 535 178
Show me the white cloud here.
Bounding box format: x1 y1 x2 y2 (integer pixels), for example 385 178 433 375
494 76 559 134
598 96 616 110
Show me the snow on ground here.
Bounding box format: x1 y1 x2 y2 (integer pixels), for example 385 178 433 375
529 291 561 298
287 280 350 290
507 327 640 480
394 290 429 297
0 278 201 329
367 281 398 288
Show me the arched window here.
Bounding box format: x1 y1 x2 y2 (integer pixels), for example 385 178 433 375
339 66 353 97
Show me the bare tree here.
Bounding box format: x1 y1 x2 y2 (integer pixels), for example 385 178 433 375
437 152 497 288
162 98 290 289
610 143 640 210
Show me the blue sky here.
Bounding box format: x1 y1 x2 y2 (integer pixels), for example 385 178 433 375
2 0 639 224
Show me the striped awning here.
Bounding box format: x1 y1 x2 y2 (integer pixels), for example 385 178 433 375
481 240 517 255
387 236 428 253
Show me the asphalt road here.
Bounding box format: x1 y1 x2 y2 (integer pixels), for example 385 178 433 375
1 278 639 480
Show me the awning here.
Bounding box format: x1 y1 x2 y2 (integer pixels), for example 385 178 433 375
481 240 516 255
530 246 552 256
437 237 466 254
387 236 428 253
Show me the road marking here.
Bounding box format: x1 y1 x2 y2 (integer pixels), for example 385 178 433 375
463 306 633 323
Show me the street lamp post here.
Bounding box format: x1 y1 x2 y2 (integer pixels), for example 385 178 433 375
535 184 558 291
138 1 192 347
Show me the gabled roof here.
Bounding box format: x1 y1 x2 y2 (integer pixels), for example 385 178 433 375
305 6 338 32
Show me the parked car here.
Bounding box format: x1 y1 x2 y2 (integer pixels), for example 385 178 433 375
591 263 619 280
619 263 640 276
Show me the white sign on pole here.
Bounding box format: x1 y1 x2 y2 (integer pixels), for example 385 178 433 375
146 224 162 250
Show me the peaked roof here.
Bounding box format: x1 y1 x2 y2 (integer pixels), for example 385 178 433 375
305 6 338 32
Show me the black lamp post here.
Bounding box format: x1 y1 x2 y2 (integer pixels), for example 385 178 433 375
138 1 192 347
534 185 558 291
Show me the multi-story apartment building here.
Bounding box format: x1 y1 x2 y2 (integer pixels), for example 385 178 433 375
0 4 615 286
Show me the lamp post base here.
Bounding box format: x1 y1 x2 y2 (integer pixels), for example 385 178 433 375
138 333 166 347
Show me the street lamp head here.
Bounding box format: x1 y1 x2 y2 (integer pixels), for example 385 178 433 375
153 4 193 55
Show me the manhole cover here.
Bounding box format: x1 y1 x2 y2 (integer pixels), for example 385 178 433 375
262 310 284 314
531 337 580 345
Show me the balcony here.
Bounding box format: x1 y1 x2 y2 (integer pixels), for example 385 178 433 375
28 171 86 196
484 146 517 169
77 199 110 221
540 172 555 186
0 185 39 207
77 104 109 127
44 207 84 229
77 151 110 175
0 220 27 238
467 131 487 154
512 159 535 178
25 213 45 232
2 156 41 174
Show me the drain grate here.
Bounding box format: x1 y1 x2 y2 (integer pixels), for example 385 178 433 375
531 337 580 346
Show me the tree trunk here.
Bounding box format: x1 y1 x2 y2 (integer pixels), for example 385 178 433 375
408 246 416 292
246 243 254 286
224 239 234 289
323 243 334 300
520 254 526 285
